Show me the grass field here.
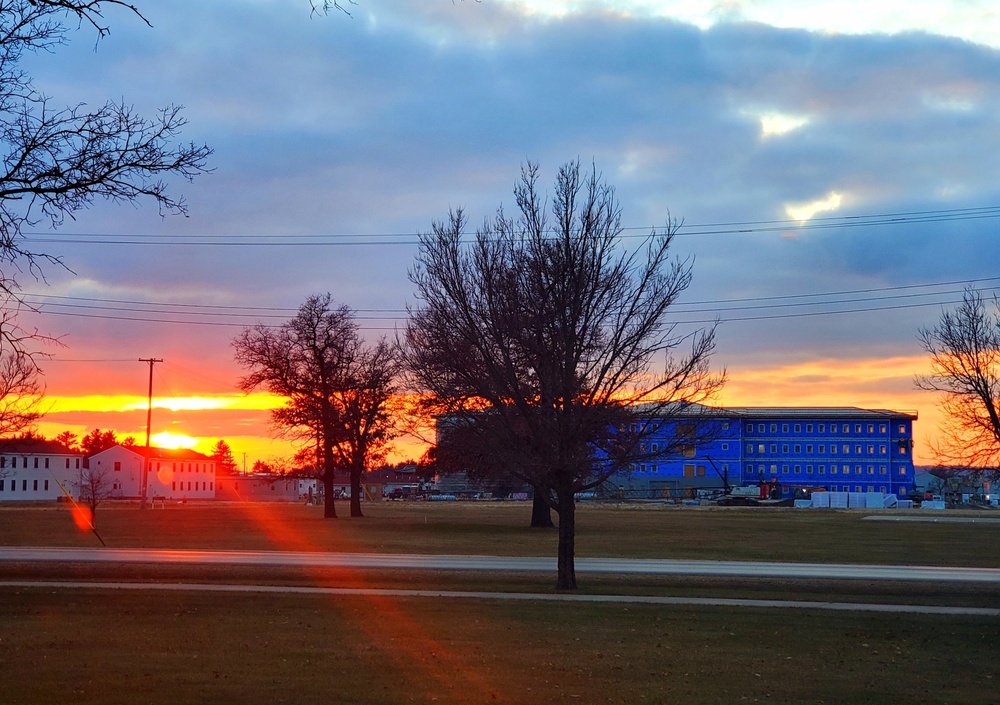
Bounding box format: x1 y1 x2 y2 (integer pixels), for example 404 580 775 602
2 501 999 704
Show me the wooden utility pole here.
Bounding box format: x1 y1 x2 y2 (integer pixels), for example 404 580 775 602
138 357 163 509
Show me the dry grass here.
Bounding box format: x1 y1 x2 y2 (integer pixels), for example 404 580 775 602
3 586 998 705
2 500 999 567
3 501 1000 704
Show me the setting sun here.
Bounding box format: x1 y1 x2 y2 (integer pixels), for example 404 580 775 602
150 431 200 450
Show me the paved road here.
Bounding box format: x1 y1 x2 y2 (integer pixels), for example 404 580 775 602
2 579 996 616
2 547 999 583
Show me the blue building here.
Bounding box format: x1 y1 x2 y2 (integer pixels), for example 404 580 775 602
618 406 917 499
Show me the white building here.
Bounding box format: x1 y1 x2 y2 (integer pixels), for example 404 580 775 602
0 437 84 501
88 445 217 501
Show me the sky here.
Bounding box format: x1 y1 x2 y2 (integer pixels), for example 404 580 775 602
11 0 1000 466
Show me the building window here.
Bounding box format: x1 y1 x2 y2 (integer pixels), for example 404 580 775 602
843 424 850 433
819 424 826 433
880 445 887 454
781 465 789 474
782 424 789 433
818 444 826 453
867 424 874 433
843 444 850 454
758 444 765 453
44 458 49 469
831 445 837 454
722 421 729 430
867 466 874 475
867 445 874 454
818 465 825 474
650 443 658 453
65 458 69 469
172 482 176 490
650 464 657 473
898 424 906 434
806 424 813 433
114 461 121 472
44 480 48 490
880 486 886 493
794 465 801 474
899 443 908 455
770 464 777 474
33 479 38 490
855 445 862 454
899 467 907 475
770 424 777 433
794 424 801 433
806 445 813 453
782 444 789 453
844 465 851 474
794 444 801 453
880 424 887 433
880 466 887 474
855 424 862 433
770 444 777 454
758 424 765 433
22 479 26 490
721 443 729 451
697 466 706 476
831 465 838 474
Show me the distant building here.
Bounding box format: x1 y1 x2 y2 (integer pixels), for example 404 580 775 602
432 405 918 500
88 445 217 501
0 437 83 501
215 474 308 502
619 407 917 498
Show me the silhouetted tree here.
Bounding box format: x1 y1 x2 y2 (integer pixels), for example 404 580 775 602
54 430 78 451
212 439 238 475
80 428 117 456
0 349 44 435
405 160 723 589
0 1 211 358
234 293 400 518
916 287 1000 479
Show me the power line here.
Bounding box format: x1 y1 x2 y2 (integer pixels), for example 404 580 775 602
22 279 997 331
18 204 1000 247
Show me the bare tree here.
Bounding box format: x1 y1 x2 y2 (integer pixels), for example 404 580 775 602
0 345 43 435
234 293 400 518
0 1 211 355
404 160 723 590
916 287 1000 479
74 461 114 529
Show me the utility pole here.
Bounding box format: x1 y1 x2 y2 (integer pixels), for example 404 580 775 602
138 357 163 509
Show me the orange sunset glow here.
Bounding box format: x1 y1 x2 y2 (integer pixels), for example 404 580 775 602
27 352 945 467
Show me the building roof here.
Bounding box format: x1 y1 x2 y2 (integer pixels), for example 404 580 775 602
100 444 213 461
0 437 78 455
726 407 918 420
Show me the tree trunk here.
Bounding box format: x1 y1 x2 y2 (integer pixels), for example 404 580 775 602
323 475 337 518
530 488 554 528
350 466 364 518
555 489 577 590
